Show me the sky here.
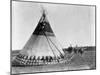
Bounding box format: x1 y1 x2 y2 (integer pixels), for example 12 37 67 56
12 1 95 50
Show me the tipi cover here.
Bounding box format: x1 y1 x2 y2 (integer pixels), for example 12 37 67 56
13 9 65 66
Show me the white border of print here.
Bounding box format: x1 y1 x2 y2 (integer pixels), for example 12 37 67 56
0 0 100 75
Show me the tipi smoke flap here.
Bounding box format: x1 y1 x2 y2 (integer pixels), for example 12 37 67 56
12 9 65 66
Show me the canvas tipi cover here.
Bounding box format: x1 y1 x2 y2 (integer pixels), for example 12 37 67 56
13 9 64 66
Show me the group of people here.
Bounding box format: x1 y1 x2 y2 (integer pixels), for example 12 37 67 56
66 46 85 55
13 54 65 66
13 46 86 66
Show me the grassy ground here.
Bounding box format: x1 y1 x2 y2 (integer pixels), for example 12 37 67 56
11 46 96 74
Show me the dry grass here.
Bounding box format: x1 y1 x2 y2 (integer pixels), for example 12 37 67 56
11 46 96 74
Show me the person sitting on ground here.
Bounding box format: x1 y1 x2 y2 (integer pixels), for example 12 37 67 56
78 48 84 55
67 46 73 54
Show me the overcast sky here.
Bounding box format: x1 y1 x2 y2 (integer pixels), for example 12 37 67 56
12 1 95 50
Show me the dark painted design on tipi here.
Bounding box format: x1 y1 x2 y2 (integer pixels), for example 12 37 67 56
33 10 55 36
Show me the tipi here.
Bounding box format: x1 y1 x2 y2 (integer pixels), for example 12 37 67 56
12 8 65 66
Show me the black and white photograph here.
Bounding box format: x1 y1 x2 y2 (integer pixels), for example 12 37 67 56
11 0 96 74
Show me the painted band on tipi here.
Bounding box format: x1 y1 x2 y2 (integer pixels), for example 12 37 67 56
12 8 65 66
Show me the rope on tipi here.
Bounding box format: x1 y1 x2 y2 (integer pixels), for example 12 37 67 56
42 31 57 57
43 30 64 58
46 35 64 57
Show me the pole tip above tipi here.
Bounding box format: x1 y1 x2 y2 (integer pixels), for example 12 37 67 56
40 5 48 16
